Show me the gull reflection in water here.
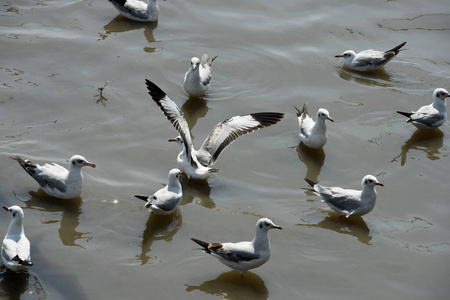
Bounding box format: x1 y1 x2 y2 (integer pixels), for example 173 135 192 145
180 178 216 209
391 129 444 166
25 191 91 247
298 212 372 245
0 268 46 299
101 16 158 53
335 65 394 87
139 210 183 265
185 270 268 300
296 142 325 183
181 96 210 132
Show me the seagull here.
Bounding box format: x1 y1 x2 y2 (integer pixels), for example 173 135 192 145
145 79 284 180
135 168 183 215
397 88 450 130
191 218 282 275
12 155 96 199
294 102 333 149
335 41 406 72
107 0 160 22
2 206 32 271
304 175 384 218
183 54 218 97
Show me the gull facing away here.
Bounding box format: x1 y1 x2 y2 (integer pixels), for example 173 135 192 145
294 102 333 149
191 218 282 275
107 0 160 22
135 168 183 215
397 88 450 130
2 206 32 271
183 54 219 97
12 155 96 199
335 41 406 72
145 79 284 180
304 175 384 218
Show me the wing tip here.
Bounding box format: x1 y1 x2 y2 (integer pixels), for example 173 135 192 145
145 79 167 102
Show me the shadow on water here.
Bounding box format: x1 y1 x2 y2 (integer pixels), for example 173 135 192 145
335 65 394 87
298 212 372 245
24 191 91 247
138 210 183 265
0 268 46 299
296 142 325 183
185 270 268 300
101 16 158 53
391 129 444 166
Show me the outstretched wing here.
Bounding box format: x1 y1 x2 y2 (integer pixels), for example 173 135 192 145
196 112 284 166
145 79 195 166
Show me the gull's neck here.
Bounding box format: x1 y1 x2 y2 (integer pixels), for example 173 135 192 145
433 97 447 112
313 117 327 132
251 228 270 250
7 216 24 237
67 165 83 182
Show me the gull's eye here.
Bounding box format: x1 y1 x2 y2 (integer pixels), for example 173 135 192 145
78 160 83 164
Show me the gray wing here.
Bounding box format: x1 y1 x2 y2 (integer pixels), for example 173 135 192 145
199 54 218 86
12 156 67 192
315 185 361 212
410 107 444 127
209 244 260 262
196 112 284 166
145 80 196 167
353 56 389 69
150 194 182 211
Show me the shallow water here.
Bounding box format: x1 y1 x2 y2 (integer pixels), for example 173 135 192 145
1 0 450 299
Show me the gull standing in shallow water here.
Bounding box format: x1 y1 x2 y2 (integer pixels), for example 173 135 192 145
2 206 32 271
12 155 96 199
335 41 406 72
107 0 160 22
145 79 284 180
183 54 218 97
397 88 450 130
135 168 183 215
191 218 282 275
294 102 333 149
304 175 384 218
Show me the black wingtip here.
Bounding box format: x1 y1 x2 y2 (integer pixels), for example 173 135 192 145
250 112 284 127
145 79 167 103
134 195 149 202
191 238 209 249
388 41 407 54
396 111 412 118
304 178 317 187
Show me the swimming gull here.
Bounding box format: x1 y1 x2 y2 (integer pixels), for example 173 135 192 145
397 88 450 130
191 218 282 275
135 168 183 215
335 42 406 71
183 54 218 97
2 206 33 271
294 102 333 149
12 155 96 199
304 175 383 218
